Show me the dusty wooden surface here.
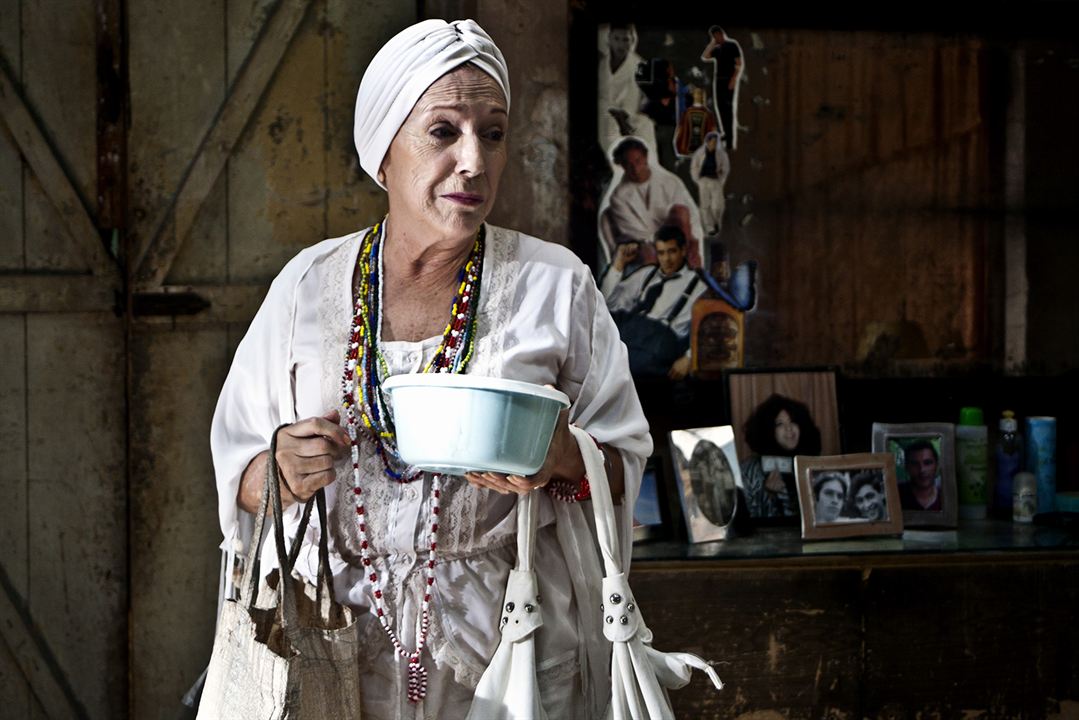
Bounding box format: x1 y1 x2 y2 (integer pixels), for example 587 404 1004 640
729 31 991 368
1 2 31 712
632 553 1079 718
0 316 32 716
1 0 126 716
129 327 228 715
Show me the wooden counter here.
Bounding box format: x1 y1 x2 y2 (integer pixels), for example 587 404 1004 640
631 520 1079 718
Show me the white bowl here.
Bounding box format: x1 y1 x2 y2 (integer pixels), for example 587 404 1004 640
381 374 570 476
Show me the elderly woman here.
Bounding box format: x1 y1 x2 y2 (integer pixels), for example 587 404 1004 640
210 18 650 719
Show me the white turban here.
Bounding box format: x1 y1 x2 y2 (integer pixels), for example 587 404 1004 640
354 19 511 189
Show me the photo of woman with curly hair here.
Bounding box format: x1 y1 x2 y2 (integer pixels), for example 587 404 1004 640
728 370 841 522
738 393 823 518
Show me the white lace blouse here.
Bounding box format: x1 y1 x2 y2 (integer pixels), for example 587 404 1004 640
210 224 652 711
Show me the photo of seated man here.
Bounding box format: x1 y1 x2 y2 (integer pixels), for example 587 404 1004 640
601 224 707 380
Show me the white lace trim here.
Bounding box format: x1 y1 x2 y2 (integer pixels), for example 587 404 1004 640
427 609 488 688
471 225 517 381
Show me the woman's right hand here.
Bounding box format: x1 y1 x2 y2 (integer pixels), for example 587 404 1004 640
236 409 351 513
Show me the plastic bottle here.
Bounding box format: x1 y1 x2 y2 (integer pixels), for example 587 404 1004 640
1013 471 1037 523
1025 416 1057 514
955 406 989 520
994 410 1022 518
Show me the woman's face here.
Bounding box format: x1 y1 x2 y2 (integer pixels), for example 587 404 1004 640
381 65 508 242
855 484 884 521
774 409 800 452
816 479 845 522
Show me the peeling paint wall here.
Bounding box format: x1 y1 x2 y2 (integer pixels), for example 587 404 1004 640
471 0 570 246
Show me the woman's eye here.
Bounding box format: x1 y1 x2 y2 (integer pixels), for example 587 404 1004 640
485 128 506 142
430 125 457 139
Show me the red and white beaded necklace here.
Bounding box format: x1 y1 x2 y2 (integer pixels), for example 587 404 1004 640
340 220 484 702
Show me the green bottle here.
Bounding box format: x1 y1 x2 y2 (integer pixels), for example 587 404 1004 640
956 406 989 519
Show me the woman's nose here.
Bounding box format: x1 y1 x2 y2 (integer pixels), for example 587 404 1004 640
456 132 485 177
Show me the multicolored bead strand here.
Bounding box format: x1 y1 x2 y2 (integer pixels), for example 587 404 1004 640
342 221 484 483
340 219 484 703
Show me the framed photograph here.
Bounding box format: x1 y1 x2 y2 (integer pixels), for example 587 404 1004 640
726 368 840 522
669 426 741 543
795 453 903 540
633 457 667 542
871 422 958 528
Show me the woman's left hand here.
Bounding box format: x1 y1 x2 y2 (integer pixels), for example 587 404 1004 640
465 407 583 495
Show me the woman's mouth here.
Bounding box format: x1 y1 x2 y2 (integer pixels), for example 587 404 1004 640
442 192 484 206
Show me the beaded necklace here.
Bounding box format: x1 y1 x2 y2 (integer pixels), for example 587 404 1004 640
343 220 484 482
340 219 484 703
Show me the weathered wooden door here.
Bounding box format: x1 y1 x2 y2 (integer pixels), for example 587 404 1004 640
3 0 409 717
124 0 406 716
0 1 126 717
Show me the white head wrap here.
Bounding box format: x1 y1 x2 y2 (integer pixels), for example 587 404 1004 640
354 19 511 189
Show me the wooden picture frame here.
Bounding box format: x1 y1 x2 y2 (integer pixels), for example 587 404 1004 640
795 453 903 540
725 368 841 523
871 422 958 529
669 425 741 543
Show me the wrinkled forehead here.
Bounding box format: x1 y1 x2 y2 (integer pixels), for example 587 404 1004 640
411 64 509 115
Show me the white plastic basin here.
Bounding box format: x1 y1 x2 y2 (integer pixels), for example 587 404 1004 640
381 374 570 476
